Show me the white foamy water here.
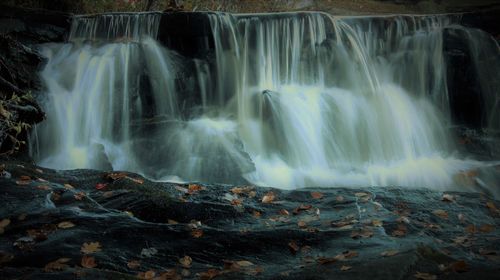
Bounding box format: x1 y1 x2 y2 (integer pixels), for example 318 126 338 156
32 12 500 193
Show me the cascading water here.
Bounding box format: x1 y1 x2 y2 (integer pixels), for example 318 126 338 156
32 12 500 193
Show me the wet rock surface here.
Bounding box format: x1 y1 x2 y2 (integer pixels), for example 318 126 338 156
0 158 499 279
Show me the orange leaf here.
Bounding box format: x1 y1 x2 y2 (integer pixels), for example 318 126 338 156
311 192 324 199
261 192 275 203
81 255 97 268
191 229 203 238
179 256 192 268
127 260 141 269
81 242 101 254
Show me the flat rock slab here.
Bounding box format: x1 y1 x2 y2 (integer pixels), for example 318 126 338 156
0 159 499 279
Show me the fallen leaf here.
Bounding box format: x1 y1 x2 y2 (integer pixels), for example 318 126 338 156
63 183 74 190
102 191 114 198
288 241 299 254
37 185 51 191
81 255 97 268
486 201 499 214
441 193 455 202
198 269 220 280
293 204 313 214
236 260 254 267
342 251 358 259
414 272 437 280
433 209 448 219
380 250 399 257
465 224 477 234
81 242 101 254
311 192 324 199
137 270 156 279
350 229 373 239
297 221 307 228
57 221 75 229
479 224 494 233
179 256 192 268
167 219 179 225
231 199 242 206
188 184 205 194
261 192 275 203
336 195 345 202
0 219 10 234
191 229 203 238
44 258 71 272
317 257 337 265
372 219 383 227
127 259 141 269
128 177 144 184
74 192 86 200
35 168 44 174
106 172 128 181
95 183 107 190
340 265 352 271
279 209 290 216
253 211 261 218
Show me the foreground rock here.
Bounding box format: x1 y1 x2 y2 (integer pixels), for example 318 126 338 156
0 159 499 279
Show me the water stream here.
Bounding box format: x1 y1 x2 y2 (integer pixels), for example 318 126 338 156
31 12 500 191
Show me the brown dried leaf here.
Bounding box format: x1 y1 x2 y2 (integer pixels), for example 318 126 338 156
127 259 141 269
37 185 51 191
288 241 299 254
479 224 494 233
350 229 373 239
57 221 75 229
63 183 74 190
137 270 156 279
191 229 203 238
81 255 97 268
317 257 337 265
253 211 261 218
279 209 290 216
336 195 345 202
465 224 477 234
380 250 399 257
179 255 192 268
441 193 455 202
74 192 86 200
81 242 101 254
261 192 275 203
198 269 220 280
414 272 437 280
167 219 179 225
44 258 71 272
106 172 127 181
0 219 10 229
340 265 352 271
372 219 383 227
188 184 205 194
297 221 307 228
311 192 324 199
433 209 448 219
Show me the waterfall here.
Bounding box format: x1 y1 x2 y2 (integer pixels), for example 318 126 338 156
32 12 499 192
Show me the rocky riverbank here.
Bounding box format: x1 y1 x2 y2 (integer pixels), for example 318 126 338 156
0 158 499 279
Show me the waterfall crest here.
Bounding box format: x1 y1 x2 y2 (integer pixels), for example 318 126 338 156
32 12 500 192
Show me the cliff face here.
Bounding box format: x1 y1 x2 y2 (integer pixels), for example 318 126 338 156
0 6 70 155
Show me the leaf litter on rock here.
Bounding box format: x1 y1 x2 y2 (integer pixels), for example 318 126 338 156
81 242 101 254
